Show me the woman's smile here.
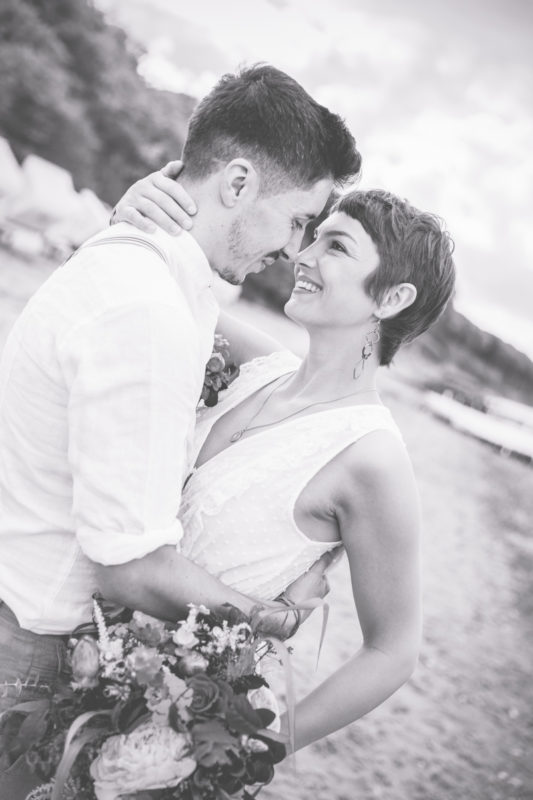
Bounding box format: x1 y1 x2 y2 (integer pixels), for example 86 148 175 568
293 274 323 294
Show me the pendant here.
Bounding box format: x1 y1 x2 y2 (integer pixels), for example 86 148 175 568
230 430 244 442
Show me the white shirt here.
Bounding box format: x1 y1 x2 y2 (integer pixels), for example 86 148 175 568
0 223 218 634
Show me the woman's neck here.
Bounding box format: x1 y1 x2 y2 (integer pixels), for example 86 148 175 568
280 328 380 402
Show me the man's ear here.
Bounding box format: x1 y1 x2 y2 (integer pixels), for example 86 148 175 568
377 283 417 319
219 159 259 208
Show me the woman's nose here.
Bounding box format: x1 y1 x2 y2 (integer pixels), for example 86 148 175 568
295 242 318 269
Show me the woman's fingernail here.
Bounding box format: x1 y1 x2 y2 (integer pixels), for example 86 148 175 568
183 218 193 230
187 205 197 215
170 224 182 235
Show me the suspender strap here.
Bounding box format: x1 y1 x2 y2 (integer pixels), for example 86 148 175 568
64 235 169 266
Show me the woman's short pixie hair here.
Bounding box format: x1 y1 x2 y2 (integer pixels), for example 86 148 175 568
336 190 456 366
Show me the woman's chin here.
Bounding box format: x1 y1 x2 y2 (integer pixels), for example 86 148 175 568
284 295 309 326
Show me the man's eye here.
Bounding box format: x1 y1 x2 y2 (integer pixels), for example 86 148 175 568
292 220 304 231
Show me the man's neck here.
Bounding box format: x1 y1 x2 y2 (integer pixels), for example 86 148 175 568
179 177 220 266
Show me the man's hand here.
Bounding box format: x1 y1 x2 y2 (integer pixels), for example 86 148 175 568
253 550 339 640
112 161 196 236
280 548 340 624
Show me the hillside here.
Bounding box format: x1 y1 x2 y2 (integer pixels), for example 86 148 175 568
0 0 196 204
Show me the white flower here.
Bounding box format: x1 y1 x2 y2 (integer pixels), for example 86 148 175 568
99 638 124 664
248 685 281 732
228 622 252 651
173 625 199 649
145 669 191 725
90 723 195 800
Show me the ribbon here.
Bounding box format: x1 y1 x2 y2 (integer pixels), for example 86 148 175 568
253 596 330 761
50 709 112 800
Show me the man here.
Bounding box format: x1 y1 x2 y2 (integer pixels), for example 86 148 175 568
0 63 361 754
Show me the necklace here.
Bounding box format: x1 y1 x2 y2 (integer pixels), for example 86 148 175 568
229 372 379 443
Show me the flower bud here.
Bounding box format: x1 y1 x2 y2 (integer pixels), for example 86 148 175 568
71 636 100 689
206 353 225 374
180 652 209 675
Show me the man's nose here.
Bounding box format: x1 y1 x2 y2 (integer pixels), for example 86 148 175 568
279 227 308 263
294 241 317 269
279 240 301 263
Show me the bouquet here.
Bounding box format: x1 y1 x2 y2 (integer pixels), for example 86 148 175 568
201 336 239 408
3 600 287 800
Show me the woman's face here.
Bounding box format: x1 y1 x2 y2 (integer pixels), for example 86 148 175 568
284 210 381 331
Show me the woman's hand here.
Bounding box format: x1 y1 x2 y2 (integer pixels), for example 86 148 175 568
112 161 197 236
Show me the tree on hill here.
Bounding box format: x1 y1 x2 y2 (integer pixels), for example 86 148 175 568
0 0 195 203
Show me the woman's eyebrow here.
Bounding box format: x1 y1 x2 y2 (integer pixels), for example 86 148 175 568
318 228 358 245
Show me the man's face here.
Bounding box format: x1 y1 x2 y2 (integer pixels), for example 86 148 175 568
215 178 333 285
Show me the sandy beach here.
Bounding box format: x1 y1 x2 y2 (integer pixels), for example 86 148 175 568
1 249 532 800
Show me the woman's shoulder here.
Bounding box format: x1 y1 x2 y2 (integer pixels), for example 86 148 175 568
334 423 417 510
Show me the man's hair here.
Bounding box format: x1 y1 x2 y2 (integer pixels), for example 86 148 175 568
182 64 361 194
337 190 456 366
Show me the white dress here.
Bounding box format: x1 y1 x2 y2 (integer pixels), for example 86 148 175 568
178 351 404 602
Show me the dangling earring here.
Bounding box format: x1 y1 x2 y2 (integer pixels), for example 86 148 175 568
353 318 381 380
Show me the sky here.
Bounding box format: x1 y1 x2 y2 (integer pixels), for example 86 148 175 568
96 0 533 358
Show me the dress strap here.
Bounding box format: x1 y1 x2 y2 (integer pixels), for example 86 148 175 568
287 405 404 528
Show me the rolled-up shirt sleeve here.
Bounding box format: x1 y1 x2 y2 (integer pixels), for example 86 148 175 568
58 297 201 565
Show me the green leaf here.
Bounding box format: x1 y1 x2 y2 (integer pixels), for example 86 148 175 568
11 704 50 759
225 694 264 736
191 720 240 768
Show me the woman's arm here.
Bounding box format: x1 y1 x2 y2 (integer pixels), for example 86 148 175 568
112 161 196 235
282 430 422 751
217 310 285 366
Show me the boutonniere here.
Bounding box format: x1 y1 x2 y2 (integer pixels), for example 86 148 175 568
201 334 239 407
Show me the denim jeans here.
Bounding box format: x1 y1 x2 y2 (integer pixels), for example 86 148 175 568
0 601 68 800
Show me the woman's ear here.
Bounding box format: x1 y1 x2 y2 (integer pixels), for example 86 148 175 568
377 283 417 320
219 159 259 208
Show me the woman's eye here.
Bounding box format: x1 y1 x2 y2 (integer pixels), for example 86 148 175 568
330 240 347 253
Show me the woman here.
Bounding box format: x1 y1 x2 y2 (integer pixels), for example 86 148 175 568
113 171 455 751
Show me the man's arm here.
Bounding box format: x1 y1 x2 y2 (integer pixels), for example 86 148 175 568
59 267 300 636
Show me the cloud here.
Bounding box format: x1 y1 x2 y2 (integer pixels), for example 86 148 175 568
96 0 533 351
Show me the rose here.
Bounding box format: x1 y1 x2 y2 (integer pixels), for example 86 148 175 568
90 723 196 800
71 636 100 689
188 674 220 715
129 612 170 647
